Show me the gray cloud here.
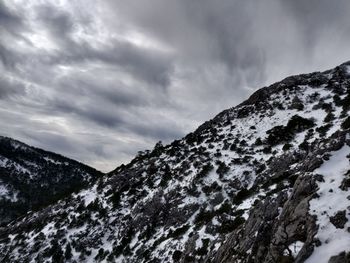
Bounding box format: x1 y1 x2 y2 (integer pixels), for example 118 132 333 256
0 42 23 70
36 6 75 38
0 75 27 99
1 0 350 171
0 2 23 33
31 5 174 88
278 0 350 51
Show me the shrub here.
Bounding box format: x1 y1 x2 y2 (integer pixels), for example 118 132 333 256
172 250 182 262
110 192 121 207
149 141 163 157
262 146 272 154
194 208 215 224
236 107 251 118
342 94 350 111
299 140 309 151
233 188 255 205
266 125 292 145
286 115 315 132
341 117 350 129
167 224 190 239
254 138 263 146
266 115 314 146
159 172 172 187
216 162 230 177
94 248 106 261
324 112 335 122
216 201 232 214
214 151 222 158
64 244 72 260
290 96 304 110
333 94 342 106
202 182 221 195
218 216 246 233
316 124 332 137
282 143 293 151
197 163 214 179
196 238 210 256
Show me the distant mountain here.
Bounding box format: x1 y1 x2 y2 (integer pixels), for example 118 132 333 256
0 136 102 225
1 62 350 262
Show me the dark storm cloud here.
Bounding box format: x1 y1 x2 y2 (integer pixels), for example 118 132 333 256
2 0 350 171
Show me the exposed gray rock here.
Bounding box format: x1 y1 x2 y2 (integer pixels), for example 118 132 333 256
211 133 348 263
329 251 350 263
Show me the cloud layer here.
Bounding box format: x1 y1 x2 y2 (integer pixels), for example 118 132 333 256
1 0 350 171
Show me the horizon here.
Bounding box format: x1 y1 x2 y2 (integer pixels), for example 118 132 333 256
2 0 350 172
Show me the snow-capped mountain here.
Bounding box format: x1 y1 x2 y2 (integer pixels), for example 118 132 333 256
0 136 102 225
1 62 350 263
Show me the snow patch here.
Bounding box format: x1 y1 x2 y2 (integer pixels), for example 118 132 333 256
288 241 304 257
306 145 350 263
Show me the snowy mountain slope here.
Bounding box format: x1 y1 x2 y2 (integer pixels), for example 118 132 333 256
0 136 102 225
1 62 350 262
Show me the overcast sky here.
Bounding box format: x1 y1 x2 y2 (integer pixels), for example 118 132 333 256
1 0 350 172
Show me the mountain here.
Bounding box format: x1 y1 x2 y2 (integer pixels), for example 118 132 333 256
0 136 102 225
1 62 350 263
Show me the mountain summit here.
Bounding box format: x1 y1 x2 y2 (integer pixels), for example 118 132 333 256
1 62 350 263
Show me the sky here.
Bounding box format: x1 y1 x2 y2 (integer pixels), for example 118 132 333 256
1 0 350 172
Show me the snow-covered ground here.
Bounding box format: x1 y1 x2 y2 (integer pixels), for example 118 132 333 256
306 145 350 263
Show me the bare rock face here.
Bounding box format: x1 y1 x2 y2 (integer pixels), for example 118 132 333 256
211 131 350 263
266 176 316 263
210 194 286 263
329 251 350 263
210 162 318 263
